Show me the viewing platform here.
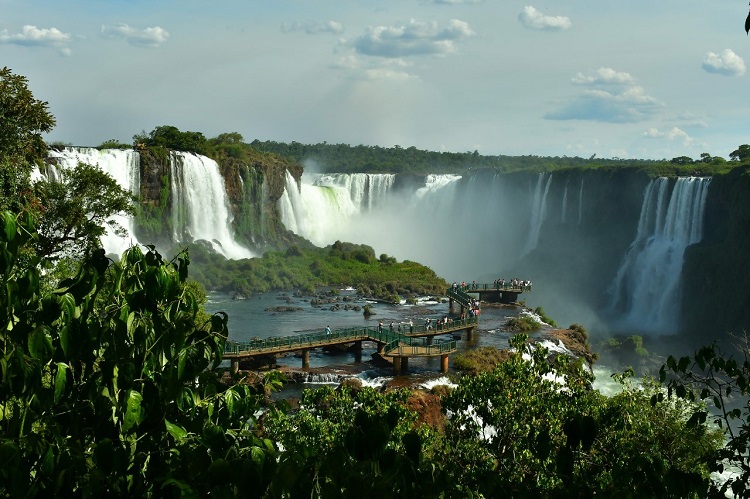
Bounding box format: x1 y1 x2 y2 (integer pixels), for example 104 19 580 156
452 282 529 306
224 286 480 374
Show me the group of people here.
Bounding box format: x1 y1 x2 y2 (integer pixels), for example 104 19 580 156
378 319 415 334
493 278 532 291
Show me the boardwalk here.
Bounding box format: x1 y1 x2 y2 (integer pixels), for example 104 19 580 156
224 286 480 374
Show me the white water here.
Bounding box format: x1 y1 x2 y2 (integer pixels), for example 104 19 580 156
607 177 711 334
577 178 584 225
522 173 553 255
45 147 141 257
169 152 254 259
312 173 396 210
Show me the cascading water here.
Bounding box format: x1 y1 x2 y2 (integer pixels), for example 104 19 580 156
169 152 254 259
45 147 141 257
577 178 584 225
606 177 711 334
312 173 396 210
522 173 553 255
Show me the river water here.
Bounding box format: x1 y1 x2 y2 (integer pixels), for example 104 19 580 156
206 288 624 394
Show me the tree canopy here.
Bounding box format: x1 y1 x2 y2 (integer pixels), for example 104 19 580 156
0 66 55 165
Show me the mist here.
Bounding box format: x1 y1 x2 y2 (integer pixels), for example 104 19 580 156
278 169 712 339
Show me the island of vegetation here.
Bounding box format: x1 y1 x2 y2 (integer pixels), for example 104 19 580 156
2 66 750 497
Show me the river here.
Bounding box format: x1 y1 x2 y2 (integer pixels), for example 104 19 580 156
205 288 624 395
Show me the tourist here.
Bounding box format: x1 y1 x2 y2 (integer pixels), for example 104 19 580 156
409 319 414 333
326 325 331 336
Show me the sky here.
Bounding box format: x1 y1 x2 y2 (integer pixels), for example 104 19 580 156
2 0 749 160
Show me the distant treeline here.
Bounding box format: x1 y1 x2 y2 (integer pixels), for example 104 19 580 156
93 125 750 175
248 139 667 174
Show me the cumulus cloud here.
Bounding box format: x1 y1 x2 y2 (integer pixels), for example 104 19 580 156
354 18 475 58
100 23 169 47
643 126 694 146
430 0 483 4
0 25 72 55
333 55 417 81
518 6 571 31
572 67 635 86
281 20 344 35
702 49 745 76
546 86 664 123
547 68 664 123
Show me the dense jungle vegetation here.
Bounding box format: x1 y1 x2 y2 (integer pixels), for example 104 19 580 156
3 66 750 497
184 240 448 303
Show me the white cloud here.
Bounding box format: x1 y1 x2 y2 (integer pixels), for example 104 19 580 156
572 68 635 86
702 49 745 76
281 20 344 35
354 18 475 58
100 24 169 47
643 126 694 146
333 54 416 81
546 85 664 123
0 25 72 55
548 67 664 123
518 6 571 31
430 0 483 4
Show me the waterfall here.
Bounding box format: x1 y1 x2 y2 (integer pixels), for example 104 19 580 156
169 152 254 259
415 174 461 199
577 178 584 225
606 177 711 334
278 171 359 246
312 173 395 210
561 182 569 224
45 147 141 257
522 173 553 255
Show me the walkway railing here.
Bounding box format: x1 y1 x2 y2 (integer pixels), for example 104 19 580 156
460 282 531 292
223 319 472 358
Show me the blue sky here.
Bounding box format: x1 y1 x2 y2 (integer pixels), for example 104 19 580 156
2 0 748 160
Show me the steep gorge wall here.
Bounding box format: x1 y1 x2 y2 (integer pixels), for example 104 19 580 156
507 168 652 328
681 165 750 341
136 147 305 253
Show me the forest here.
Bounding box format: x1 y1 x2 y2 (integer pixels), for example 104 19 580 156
2 66 749 497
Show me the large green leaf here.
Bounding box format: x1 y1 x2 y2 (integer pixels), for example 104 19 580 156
121 390 144 433
165 419 188 442
27 325 53 361
53 362 68 402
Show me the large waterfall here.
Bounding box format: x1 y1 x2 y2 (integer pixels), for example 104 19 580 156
44 147 253 260
279 171 712 335
606 177 711 334
46 147 142 257
279 172 400 248
169 152 254 259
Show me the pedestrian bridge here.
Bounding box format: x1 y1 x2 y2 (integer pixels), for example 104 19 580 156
455 282 529 305
224 287 479 374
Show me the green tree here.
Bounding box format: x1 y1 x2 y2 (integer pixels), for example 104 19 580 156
0 67 55 165
32 162 136 262
440 335 721 497
730 144 750 163
0 67 56 214
135 125 208 155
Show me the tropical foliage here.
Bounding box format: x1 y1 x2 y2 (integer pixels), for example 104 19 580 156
0 212 280 496
661 337 750 498
185 240 448 302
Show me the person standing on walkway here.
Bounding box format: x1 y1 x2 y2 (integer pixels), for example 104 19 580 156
326 325 331 336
